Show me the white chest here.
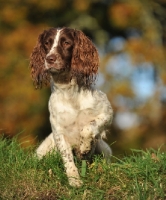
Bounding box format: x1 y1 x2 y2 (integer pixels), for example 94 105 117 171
50 98 78 125
49 90 96 128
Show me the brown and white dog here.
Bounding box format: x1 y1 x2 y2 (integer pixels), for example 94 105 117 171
30 27 113 187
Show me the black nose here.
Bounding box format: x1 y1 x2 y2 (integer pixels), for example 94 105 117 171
46 54 56 64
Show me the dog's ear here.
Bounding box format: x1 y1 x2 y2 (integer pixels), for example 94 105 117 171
71 30 99 88
30 30 50 89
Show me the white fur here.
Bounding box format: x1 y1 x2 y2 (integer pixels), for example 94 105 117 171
49 29 61 54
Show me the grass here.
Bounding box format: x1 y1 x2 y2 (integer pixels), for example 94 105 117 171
0 136 166 200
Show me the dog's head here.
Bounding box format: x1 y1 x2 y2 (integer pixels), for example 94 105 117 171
30 27 99 89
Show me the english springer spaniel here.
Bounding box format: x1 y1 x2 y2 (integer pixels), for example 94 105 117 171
30 27 113 187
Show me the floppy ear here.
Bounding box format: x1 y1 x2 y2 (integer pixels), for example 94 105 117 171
30 31 50 89
71 30 99 88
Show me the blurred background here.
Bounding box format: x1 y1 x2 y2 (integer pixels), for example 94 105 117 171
0 0 166 155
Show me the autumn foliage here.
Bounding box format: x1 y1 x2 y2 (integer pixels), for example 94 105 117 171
0 0 166 153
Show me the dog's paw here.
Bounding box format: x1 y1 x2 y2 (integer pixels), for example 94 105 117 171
66 167 82 187
80 141 91 155
68 176 83 187
80 140 98 160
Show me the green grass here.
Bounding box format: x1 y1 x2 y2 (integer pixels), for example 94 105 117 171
0 136 166 200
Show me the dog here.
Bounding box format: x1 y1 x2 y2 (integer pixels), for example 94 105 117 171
30 27 113 187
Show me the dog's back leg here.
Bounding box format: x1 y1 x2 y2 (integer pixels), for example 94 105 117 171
95 139 112 162
36 133 56 158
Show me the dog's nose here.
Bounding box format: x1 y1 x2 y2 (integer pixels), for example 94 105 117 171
46 54 56 64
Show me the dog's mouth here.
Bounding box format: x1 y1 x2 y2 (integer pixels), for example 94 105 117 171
45 65 71 77
47 67 62 73
44 62 65 73
44 57 71 77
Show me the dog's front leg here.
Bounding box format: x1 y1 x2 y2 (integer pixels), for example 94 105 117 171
80 113 112 155
51 125 82 187
36 133 56 158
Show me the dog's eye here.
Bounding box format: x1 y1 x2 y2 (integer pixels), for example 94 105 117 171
44 41 49 45
63 41 70 45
